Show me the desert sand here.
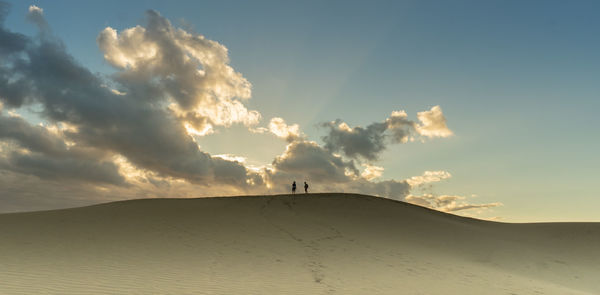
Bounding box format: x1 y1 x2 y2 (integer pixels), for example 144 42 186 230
0 193 598 294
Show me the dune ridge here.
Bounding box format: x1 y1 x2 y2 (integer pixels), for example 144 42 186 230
0 193 598 294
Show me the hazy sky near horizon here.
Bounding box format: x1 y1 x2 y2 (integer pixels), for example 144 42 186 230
1 0 599 222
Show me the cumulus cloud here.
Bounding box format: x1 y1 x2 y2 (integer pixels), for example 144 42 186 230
321 106 451 161
268 117 301 142
0 5 259 190
361 164 384 180
2 152 125 185
415 106 453 138
250 117 302 142
321 119 389 161
385 110 416 143
405 193 502 213
264 140 410 200
269 140 358 184
97 10 259 130
0 115 125 185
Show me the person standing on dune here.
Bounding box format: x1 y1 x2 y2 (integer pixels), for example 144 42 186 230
292 181 296 194
304 182 309 194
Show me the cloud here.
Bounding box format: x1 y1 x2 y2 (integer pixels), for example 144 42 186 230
405 193 502 213
321 119 389 161
361 164 384 180
406 170 452 187
349 178 410 201
0 166 253 213
0 5 260 190
416 106 453 138
385 110 416 143
265 140 410 200
0 115 71 156
404 171 501 215
0 115 125 185
269 140 359 184
97 10 258 129
321 106 451 161
0 4 30 107
268 117 301 142
250 117 303 143
1 151 125 185
26 5 48 30
0 169 116 213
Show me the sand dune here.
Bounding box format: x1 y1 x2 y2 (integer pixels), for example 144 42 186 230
0 193 598 294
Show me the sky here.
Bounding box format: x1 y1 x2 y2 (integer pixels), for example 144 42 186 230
1 0 599 222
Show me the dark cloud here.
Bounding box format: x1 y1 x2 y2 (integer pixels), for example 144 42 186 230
265 140 410 200
321 120 388 161
0 5 257 189
0 115 69 156
269 140 359 183
0 115 125 185
2 151 125 185
0 3 30 107
321 111 415 161
385 111 417 143
321 107 452 161
0 170 112 213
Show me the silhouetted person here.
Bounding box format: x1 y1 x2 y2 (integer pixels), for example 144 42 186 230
304 181 309 193
292 181 296 194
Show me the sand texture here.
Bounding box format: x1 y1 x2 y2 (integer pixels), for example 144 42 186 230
0 193 598 294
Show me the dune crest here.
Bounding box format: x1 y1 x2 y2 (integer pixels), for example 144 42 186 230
0 193 598 294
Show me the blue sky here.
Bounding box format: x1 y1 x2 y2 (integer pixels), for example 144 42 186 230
1 0 599 221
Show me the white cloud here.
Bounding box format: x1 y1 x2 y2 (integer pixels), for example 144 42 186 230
213 154 246 163
406 170 452 186
28 5 43 14
194 99 261 127
249 117 302 142
268 117 301 142
361 164 384 180
416 105 453 138
184 122 213 137
97 10 259 131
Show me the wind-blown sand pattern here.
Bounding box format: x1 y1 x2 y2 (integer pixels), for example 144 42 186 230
0 193 598 294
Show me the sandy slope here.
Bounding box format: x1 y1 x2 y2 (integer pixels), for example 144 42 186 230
0 193 598 294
